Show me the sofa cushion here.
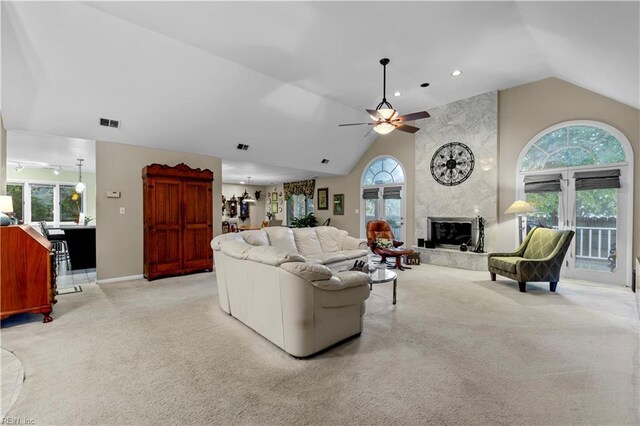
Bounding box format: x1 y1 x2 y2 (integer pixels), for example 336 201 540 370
211 233 244 251
264 227 298 253
220 240 253 260
488 256 520 274
315 226 348 252
241 230 269 247
523 228 564 260
342 235 368 251
305 252 348 265
312 271 369 291
292 227 323 256
246 245 305 266
281 262 333 282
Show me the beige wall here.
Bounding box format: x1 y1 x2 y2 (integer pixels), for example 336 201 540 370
498 77 640 262
0 114 6 195
6 169 97 221
314 130 415 243
95 141 222 281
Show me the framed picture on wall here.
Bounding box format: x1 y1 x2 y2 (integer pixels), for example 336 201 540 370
271 192 278 202
333 194 344 215
317 187 329 210
271 202 278 213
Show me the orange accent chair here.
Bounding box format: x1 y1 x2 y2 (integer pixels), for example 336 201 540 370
366 220 413 271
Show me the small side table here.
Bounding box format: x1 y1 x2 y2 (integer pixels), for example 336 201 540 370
368 268 398 305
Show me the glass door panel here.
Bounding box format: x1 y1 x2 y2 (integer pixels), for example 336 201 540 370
364 199 378 227
574 188 619 274
383 198 404 242
525 191 561 234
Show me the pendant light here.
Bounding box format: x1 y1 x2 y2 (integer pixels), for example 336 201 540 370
242 177 256 204
75 158 86 193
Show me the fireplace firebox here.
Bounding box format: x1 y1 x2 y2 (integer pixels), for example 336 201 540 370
427 216 479 249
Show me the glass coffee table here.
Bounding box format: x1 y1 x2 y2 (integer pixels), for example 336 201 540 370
368 268 398 305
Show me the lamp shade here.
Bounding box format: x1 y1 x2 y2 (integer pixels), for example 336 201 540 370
505 200 535 214
0 196 14 213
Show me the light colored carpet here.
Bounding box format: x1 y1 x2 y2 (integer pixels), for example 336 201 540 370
1 265 638 425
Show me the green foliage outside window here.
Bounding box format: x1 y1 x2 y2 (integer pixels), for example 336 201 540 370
60 185 82 222
6 184 24 221
30 184 54 222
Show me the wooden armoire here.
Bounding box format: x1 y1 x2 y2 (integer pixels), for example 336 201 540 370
142 163 214 281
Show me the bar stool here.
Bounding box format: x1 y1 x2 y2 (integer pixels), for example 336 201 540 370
40 222 70 269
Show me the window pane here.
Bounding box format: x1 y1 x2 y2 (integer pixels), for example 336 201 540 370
60 185 81 222
306 197 314 215
31 184 54 222
365 199 377 225
369 159 383 175
6 184 24 222
521 125 626 171
575 188 617 272
525 192 559 230
390 166 405 183
373 171 393 185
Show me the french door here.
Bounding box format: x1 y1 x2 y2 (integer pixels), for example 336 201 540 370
522 166 630 286
362 186 405 243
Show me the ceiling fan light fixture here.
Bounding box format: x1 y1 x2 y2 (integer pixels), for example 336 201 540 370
378 108 397 120
373 122 395 135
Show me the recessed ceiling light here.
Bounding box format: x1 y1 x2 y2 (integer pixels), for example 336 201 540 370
393 91 402 97
451 70 462 77
420 82 430 88
239 181 245 185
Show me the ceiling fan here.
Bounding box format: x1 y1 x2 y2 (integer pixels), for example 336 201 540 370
339 58 430 136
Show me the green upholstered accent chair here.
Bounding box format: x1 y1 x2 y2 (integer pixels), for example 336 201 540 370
489 227 575 293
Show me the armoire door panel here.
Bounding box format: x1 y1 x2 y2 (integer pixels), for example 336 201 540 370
183 227 212 269
155 180 182 226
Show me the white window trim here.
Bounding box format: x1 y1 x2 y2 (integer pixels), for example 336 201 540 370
7 179 88 226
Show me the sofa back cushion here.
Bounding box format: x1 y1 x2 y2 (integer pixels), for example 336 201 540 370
523 227 565 260
211 233 244 251
292 228 324 256
315 226 348 253
241 230 270 247
264 226 298 253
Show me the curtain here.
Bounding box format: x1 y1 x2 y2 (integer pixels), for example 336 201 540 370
362 188 379 199
524 173 562 193
574 169 621 190
382 186 402 199
283 179 315 199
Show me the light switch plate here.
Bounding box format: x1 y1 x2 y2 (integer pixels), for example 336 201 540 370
355 209 359 214
119 207 126 214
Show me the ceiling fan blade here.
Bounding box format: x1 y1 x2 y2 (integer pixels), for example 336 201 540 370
338 122 371 127
395 124 420 134
364 128 374 138
395 111 430 122
366 109 383 120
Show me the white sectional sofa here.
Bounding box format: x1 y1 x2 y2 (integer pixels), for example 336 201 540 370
211 226 371 357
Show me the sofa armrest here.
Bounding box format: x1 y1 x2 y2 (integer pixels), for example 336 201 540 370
488 252 521 259
281 262 333 282
311 271 369 291
343 236 368 250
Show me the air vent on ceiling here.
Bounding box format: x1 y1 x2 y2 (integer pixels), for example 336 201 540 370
321 159 330 164
236 144 250 151
100 118 120 128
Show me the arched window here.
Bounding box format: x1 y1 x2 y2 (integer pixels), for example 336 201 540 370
362 157 404 186
521 124 626 171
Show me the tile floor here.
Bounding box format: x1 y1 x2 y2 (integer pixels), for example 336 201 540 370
55 261 96 292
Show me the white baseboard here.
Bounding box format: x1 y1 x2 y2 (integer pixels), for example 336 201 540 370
96 274 144 284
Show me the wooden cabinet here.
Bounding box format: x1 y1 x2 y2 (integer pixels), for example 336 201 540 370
142 163 214 280
1 225 56 322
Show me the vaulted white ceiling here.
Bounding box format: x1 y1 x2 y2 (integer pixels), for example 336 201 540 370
2 1 638 182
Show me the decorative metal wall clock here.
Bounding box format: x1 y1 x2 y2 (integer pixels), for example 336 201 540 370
430 142 475 186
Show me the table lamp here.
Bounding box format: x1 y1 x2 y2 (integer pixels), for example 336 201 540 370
0 196 14 214
505 200 535 245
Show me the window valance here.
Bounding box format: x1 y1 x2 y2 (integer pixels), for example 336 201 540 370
283 179 316 199
574 169 620 190
382 186 402 199
524 173 562 193
362 188 379 199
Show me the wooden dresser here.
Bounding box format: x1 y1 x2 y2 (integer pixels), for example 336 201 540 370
142 163 214 280
0 225 56 322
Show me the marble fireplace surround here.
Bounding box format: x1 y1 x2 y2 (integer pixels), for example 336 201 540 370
415 91 498 260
